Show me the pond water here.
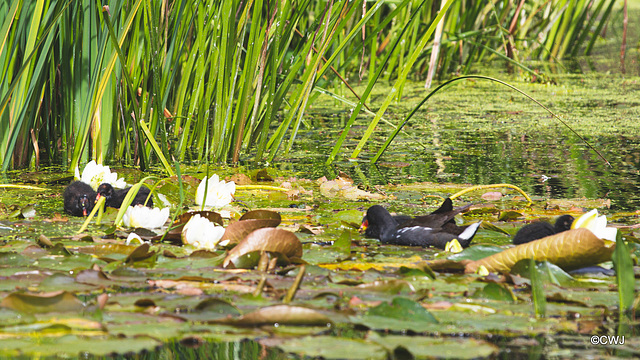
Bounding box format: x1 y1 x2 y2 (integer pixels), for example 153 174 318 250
275 70 640 212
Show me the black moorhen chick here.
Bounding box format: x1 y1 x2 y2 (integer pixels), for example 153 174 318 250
364 198 481 249
63 181 97 216
512 215 574 245
96 183 153 208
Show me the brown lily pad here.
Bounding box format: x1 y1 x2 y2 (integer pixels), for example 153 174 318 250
239 209 281 223
222 211 281 245
465 228 615 273
223 228 302 268
216 305 331 326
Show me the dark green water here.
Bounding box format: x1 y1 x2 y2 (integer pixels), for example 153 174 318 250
274 71 640 212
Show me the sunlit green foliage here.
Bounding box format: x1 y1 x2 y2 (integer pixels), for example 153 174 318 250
0 0 617 170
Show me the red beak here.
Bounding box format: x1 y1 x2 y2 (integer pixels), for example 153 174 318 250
360 219 369 232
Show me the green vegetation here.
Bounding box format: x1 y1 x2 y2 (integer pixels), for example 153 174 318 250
0 0 617 171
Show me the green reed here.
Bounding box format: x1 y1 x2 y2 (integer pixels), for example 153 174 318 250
0 0 618 170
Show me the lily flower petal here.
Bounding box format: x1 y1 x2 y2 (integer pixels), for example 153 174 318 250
123 205 170 229
182 214 226 250
80 160 127 190
572 208 617 241
126 233 149 246
195 175 236 208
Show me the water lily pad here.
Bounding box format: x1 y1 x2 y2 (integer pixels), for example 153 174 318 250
355 297 438 332
368 332 499 359
474 283 517 302
0 291 84 314
223 228 302 268
239 209 281 222
268 336 387 359
218 305 332 326
0 334 161 358
447 244 503 261
125 243 157 264
222 213 281 245
466 228 615 273
175 298 242 322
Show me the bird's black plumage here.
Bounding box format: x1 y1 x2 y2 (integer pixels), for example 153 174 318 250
96 183 153 208
362 213 412 239
363 199 481 249
512 215 574 245
63 181 97 217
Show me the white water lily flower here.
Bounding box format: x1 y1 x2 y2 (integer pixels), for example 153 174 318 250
572 209 618 241
76 160 127 190
182 214 226 250
123 205 170 229
195 175 236 208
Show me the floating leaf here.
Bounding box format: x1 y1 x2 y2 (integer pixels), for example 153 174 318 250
511 260 576 287
475 283 517 303
222 211 281 245
367 297 438 323
239 210 281 223
0 291 84 314
355 297 438 332
465 228 615 273
355 280 414 293
36 234 53 248
124 243 156 264
498 211 522 221
268 336 386 360
368 333 499 359
223 228 302 268
218 305 331 326
332 230 352 255
448 244 503 261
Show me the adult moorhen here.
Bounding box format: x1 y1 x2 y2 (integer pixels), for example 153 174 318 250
512 215 574 245
63 181 97 216
362 213 412 239
363 198 481 249
96 183 153 209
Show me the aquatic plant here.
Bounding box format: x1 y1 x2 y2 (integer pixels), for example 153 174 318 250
75 160 127 191
122 205 170 229
181 214 226 250
195 175 236 208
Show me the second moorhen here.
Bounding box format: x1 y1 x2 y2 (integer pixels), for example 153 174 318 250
96 183 153 209
363 198 481 249
512 215 574 245
63 181 97 216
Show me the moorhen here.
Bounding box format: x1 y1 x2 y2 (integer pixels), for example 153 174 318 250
63 181 97 216
362 213 412 239
363 198 481 249
362 198 470 239
96 183 153 209
512 215 574 245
